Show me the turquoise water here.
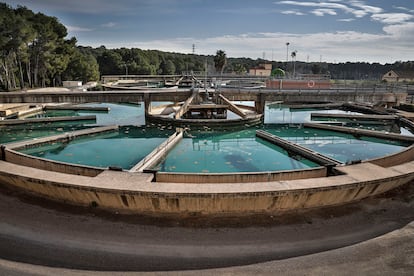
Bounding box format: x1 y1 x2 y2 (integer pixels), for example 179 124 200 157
30 103 145 126
1 103 145 144
264 125 409 163
20 127 172 169
5 102 414 172
153 128 319 173
265 103 360 124
0 123 90 144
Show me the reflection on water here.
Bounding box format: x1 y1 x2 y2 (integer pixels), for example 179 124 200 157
4 102 414 173
154 129 319 173
0 123 90 144
264 125 408 164
265 103 361 124
20 126 173 170
34 103 146 126
1 103 145 144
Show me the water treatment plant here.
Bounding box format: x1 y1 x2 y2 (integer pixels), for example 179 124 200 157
0 79 413 272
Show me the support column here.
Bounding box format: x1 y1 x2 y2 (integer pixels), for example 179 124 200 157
144 93 151 116
255 93 266 115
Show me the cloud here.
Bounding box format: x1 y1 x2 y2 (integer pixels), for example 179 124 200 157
101 22 117 28
6 0 132 14
66 25 93 32
277 0 383 18
337 18 355 22
311 9 337 16
372 13 414 24
383 22 414 38
6 0 180 15
393 6 414 13
89 25 414 64
281 10 305 16
349 1 383 14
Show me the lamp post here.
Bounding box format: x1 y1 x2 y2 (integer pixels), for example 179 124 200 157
286 42 290 64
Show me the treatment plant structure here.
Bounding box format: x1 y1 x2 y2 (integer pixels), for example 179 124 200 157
0 81 413 216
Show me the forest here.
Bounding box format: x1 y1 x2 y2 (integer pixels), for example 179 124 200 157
1 3 413 91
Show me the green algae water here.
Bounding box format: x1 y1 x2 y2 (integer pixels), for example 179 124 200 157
31 103 145 126
5 102 414 173
0 123 91 144
263 125 409 164
19 127 172 169
153 128 319 173
265 103 360 124
1 103 144 144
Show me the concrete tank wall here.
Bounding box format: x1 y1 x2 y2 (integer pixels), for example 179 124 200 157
156 167 328 183
4 148 103 177
0 160 413 216
364 145 414 167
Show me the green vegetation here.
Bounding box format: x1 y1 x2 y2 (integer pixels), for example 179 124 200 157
1 3 414 91
214 50 227 75
0 3 99 90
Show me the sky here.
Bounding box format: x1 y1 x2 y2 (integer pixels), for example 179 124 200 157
4 0 414 63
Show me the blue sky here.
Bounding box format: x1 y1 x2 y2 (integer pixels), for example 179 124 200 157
4 0 414 63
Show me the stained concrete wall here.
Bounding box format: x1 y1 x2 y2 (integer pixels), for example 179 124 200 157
4 148 103 177
0 90 407 107
1 158 414 216
365 145 414 168
1 126 119 176
156 167 327 183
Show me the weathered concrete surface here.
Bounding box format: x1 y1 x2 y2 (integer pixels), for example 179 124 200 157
156 167 327 183
174 90 197 119
0 89 407 106
4 125 119 151
43 105 110 112
1 126 119 176
304 122 414 142
310 113 397 121
0 158 413 216
218 93 247 118
0 104 31 117
0 115 96 125
129 130 183 172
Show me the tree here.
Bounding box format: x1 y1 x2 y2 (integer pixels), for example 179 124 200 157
63 48 99 83
97 50 123 75
291 50 297 78
159 58 176 74
233 63 246 75
272 68 285 78
0 4 83 90
214 50 227 74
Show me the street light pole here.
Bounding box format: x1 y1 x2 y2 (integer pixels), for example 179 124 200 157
286 42 290 64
